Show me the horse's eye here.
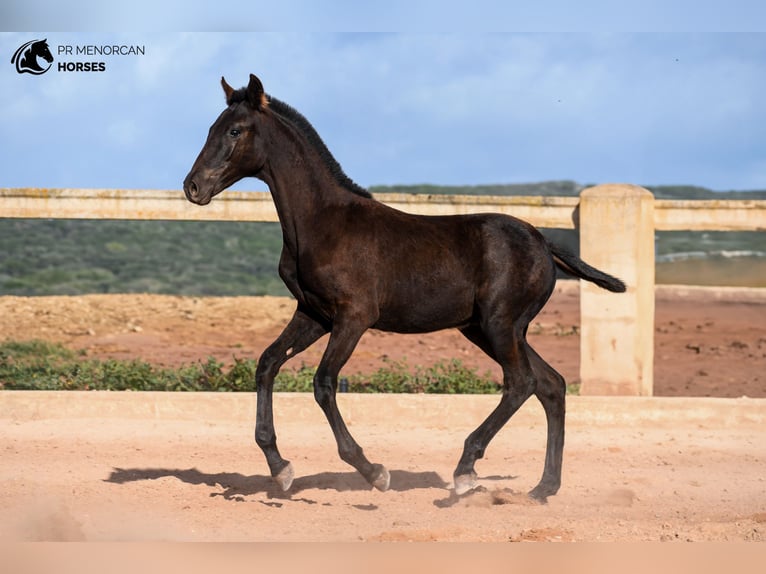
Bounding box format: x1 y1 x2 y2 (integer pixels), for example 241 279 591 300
229 128 241 138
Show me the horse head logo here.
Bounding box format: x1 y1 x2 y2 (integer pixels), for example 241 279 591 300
11 39 54 75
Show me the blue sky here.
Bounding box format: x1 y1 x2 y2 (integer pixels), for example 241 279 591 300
2 9 766 192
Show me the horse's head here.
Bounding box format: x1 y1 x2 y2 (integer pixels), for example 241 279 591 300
13 38 53 74
183 74 269 206
34 39 54 63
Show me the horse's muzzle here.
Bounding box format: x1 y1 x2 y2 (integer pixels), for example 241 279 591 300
183 176 211 205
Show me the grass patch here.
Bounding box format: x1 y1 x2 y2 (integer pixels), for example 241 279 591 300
0 340 509 394
0 340 255 392
0 339 581 394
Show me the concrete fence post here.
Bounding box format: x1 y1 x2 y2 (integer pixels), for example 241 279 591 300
578 184 655 395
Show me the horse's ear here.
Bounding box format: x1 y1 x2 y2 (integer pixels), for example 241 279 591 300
221 77 235 104
246 73 268 110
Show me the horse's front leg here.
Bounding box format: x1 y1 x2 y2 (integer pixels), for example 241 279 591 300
313 315 390 491
255 307 327 491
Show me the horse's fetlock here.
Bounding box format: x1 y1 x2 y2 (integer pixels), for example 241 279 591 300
338 443 363 465
255 428 275 448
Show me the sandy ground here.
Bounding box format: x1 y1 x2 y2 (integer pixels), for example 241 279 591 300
1 285 765 543
0 283 764 397
1 392 765 542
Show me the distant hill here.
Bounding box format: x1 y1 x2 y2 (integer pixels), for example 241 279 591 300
0 219 288 297
1 182 764 296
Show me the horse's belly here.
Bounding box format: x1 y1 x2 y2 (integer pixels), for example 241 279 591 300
373 296 474 334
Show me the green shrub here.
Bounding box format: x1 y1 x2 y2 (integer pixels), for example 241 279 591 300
0 339 583 395
275 364 316 392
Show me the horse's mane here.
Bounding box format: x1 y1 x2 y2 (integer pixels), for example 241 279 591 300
227 88 372 199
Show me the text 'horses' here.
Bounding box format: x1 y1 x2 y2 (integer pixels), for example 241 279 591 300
183 74 625 501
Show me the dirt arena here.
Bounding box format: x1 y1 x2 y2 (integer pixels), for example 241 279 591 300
0 284 765 542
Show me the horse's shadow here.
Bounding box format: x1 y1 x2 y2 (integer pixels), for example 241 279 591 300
104 467 450 502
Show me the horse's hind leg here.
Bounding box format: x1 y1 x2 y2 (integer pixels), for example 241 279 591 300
454 325 536 495
255 307 327 491
527 345 566 502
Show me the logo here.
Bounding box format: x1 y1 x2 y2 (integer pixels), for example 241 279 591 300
11 38 54 75
10 38 146 76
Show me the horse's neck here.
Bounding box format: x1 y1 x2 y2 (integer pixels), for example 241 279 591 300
260 118 354 250
21 51 36 68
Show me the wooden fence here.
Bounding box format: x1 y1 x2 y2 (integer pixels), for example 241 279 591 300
2 185 765 395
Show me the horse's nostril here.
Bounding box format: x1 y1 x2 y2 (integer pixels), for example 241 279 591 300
189 181 199 197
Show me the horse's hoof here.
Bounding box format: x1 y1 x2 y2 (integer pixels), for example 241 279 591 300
274 462 294 492
453 472 478 495
528 489 548 504
371 464 390 492
528 483 558 504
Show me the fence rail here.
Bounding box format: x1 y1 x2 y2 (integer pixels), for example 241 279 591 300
2 186 765 395
3 187 764 231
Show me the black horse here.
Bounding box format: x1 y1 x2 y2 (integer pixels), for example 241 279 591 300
184 74 625 501
11 39 54 75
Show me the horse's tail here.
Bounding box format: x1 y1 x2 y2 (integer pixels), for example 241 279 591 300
547 240 626 293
